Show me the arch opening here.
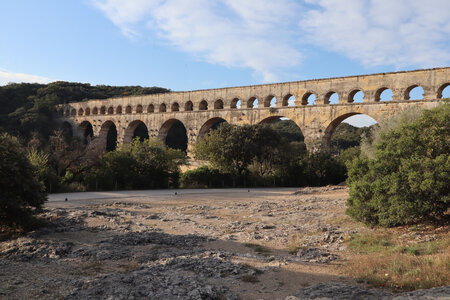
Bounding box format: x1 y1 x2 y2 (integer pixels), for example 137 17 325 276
405 85 424 100
324 113 378 153
124 120 149 143
100 106 106 115
199 100 208 110
78 108 84 116
92 107 98 115
325 91 339 104
214 99 224 109
198 117 227 140
283 94 296 107
85 107 91 116
348 90 364 103
185 101 193 111
116 106 122 114
107 106 114 114
70 109 76 116
158 119 188 152
231 98 241 109
264 95 276 107
172 102 180 112
375 87 393 101
126 105 132 114
136 105 143 113
159 103 167 112
247 97 259 108
302 92 316 105
100 121 117 152
147 104 154 113
437 83 450 99
78 121 93 144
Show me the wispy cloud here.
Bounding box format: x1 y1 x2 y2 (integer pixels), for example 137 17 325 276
92 0 450 81
0 69 53 86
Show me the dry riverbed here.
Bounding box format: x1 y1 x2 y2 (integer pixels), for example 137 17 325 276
0 186 448 299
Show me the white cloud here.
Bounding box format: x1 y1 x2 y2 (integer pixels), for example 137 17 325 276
0 70 53 86
301 0 450 69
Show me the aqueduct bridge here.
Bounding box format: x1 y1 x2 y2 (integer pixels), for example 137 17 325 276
58 67 449 152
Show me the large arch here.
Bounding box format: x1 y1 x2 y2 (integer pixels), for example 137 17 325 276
78 121 93 144
198 117 227 139
124 120 149 143
99 121 118 152
158 119 188 152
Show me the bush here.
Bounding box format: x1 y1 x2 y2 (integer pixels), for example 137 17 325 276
0 133 47 228
180 166 232 188
346 104 450 227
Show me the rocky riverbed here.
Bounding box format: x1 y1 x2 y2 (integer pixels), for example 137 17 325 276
1 186 448 299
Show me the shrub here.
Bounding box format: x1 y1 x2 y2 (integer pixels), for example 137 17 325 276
346 104 450 227
0 133 47 228
180 166 232 188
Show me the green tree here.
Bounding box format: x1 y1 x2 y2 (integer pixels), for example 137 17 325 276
346 104 450 227
0 134 47 228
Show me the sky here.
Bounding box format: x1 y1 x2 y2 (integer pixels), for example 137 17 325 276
1 0 449 127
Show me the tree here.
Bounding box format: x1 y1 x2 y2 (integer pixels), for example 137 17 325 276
0 133 47 228
346 104 450 227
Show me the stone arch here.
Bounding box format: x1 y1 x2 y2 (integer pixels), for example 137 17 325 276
324 91 339 104
348 89 365 103
375 87 393 101
64 109 70 117
124 120 149 143
404 84 424 100
264 95 276 107
125 105 132 114
116 106 122 114
171 102 180 112
78 108 84 116
283 94 295 106
147 104 154 113
78 121 94 144
214 99 224 109
100 106 106 115
107 106 114 114
199 100 208 110
323 112 377 149
230 98 241 109
70 108 76 116
247 97 259 108
85 107 91 116
198 117 227 139
185 101 193 111
92 107 99 115
159 103 167 112
99 120 118 152
437 82 450 99
302 92 316 105
136 104 143 113
158 119 188 152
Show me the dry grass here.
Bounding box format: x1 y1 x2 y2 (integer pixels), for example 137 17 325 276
244 243 271 256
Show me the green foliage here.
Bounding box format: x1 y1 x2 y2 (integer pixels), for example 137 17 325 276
90 138 186 190
331 123 371 154
0 134 47 228
346 104 450 227
180 166 232 188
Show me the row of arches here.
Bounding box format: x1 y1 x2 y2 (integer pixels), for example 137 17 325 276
61 82 450 117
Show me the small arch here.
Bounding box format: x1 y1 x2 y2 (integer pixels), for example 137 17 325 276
70 108 76 116
78 121 94 144
116 106 122 114
283 94 295 107
214 99 224 109
125 105 132 114
64 109 70 117
230 98 241 109
404 85 424 100
185 101 193 111
247 97 259 108
100 106 106 115
158 119 188 152
159 103 167 112
172 102 180 112
264 95 276 107
136 104 143 113
437 83 450 99
325 91 339 104
92 107 99 115
375 87 393 101
107 106 114 114
147 104 154 113
78 108 84 116
302 92 316 105
99 121 117 152
199 100 208 110
348 89 364 103
85 107 91 116
198 117 227 139
124 120 149 143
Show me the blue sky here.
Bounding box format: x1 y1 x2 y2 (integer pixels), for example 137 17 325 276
1 0 449 126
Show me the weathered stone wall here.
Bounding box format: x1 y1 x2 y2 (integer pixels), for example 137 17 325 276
57 67 449 152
